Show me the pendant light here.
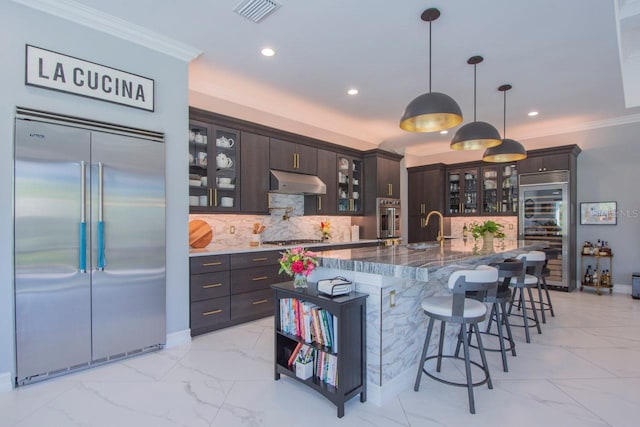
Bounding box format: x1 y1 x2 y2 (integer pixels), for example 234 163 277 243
482 84 527 162
399 8 463 133
450 56 502 150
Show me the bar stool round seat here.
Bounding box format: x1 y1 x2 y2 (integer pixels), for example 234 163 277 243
414 265 499 414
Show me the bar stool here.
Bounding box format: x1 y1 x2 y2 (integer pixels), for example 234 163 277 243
465 261 523 372
508 251 545 343
414 265 499 414
536 247 559 321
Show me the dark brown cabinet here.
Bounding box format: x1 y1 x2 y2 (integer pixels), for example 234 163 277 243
446 165 479 215
240 131 270 213
190 251 284 336
407 164 445 242
518 151 571 174
305 148 337 215
336 154 363 214
272 282 367 418
270 138 317 175
363 151 401 198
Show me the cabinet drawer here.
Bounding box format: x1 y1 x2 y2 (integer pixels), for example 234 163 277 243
190 296 231 330
231 265 283 294
190 271 230 302
230 288 273 320
190 255 230 274
230 251 281 269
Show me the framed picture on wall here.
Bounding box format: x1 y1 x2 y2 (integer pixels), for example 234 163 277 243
580 201 617 225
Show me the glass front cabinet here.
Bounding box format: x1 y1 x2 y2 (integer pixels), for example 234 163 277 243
189 120 240 212
446 167 478 215
481 163 518 215
337 155 363 214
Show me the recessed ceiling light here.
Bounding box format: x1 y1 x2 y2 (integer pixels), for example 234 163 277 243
347 88 359 95
261 47 275 57
440 130 448 134
528 111 539 117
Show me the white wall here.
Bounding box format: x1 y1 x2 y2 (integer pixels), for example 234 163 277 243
0 2 190 385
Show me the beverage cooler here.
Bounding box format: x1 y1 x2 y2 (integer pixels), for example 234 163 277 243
518 171 575 291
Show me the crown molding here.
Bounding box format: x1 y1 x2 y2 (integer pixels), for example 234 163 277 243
517 111 640 141
12 0 202 62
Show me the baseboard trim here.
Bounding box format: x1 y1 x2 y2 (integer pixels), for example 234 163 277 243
366 367 415 406
613 283 631 295
165 329 191 348
0 372 13 392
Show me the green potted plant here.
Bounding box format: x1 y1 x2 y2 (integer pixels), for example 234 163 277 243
469 220 505 243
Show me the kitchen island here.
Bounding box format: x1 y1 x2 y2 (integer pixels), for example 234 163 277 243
307 239 547 405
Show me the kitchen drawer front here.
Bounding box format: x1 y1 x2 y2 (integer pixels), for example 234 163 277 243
230 251 281 270
190 296 231 330
231 265 283 294
230 288 273 320
190 271 230 302
190 255 231 274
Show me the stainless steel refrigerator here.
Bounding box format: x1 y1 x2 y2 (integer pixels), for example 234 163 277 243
518 170 575 291
14 109 166 385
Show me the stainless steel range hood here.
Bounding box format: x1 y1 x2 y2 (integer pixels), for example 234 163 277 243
269 169 326 195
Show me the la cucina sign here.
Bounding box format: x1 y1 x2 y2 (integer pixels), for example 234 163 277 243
25 45 154 112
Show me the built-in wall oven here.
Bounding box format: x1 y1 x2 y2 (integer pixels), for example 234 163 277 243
377 198 401 239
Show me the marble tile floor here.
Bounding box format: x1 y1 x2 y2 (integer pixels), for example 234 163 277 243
2 290 640 427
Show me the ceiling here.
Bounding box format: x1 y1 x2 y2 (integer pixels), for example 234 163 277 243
33 0 640 164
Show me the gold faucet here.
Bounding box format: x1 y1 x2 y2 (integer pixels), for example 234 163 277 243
425 210 445 246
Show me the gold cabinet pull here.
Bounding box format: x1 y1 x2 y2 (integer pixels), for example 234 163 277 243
296 153 300 169
209 188 213 207
202 309 222 316
318 195 322 211
252 276 269 281
202 283 222 289
388 183 392 196
252 299 268 305
202 261 222 267
252 257 268 262
214 188 218 207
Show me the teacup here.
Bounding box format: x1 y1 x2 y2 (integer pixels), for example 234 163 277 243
218 177 232 185
216 136 235 148
216 153 233 168
220 197 233 207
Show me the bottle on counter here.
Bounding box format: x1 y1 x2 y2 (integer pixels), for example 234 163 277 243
462 223 468 239
584 265 592 284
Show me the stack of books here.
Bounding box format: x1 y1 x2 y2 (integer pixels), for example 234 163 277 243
279 298 338 353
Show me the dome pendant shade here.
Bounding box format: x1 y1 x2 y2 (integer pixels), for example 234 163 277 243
399 92 463 132
450 121 502 150
482 138 527 162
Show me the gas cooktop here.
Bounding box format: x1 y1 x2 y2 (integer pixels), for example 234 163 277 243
262 239 324 246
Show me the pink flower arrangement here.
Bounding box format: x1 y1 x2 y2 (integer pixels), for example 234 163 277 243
278 246 318 277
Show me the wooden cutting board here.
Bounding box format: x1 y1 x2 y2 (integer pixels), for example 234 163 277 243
189 220 212 248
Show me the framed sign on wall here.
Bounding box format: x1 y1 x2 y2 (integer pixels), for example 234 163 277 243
580 201 617 225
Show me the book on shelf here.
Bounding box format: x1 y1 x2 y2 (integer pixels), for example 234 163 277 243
287 341 304 368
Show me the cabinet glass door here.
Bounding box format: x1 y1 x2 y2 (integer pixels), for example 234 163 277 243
482 167 499 214
211 127 239 211
461 169 478 214
337 156 362 213
447 171 461 215
500 164 518 214
188 122 210 211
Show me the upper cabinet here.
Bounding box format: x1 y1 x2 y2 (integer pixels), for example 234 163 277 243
363 151 401 199
446 166 479 215
269 138 317 175
518 147 579 174
189 120 240 212
336 154 363 214
480 163 518 215
304 148 337 215
240 132 270 214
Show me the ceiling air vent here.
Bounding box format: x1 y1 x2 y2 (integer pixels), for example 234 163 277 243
234 0 281 23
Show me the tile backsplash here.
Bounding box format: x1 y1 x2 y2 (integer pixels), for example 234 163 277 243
189 194 355 245
449 216 518 240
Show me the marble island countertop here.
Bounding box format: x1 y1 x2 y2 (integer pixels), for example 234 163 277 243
313 239 548 283
189 239 380 256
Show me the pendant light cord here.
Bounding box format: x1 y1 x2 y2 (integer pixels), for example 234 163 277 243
503 89 507 138
473 63 477 122
428 20 432 93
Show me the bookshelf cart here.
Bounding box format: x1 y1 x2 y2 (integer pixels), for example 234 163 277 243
271 281 367 418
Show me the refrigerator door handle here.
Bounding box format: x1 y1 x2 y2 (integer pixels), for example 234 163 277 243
79 161 87 273
97 162 105 271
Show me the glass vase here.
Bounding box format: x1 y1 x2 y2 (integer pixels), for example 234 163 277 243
293 273 308 289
